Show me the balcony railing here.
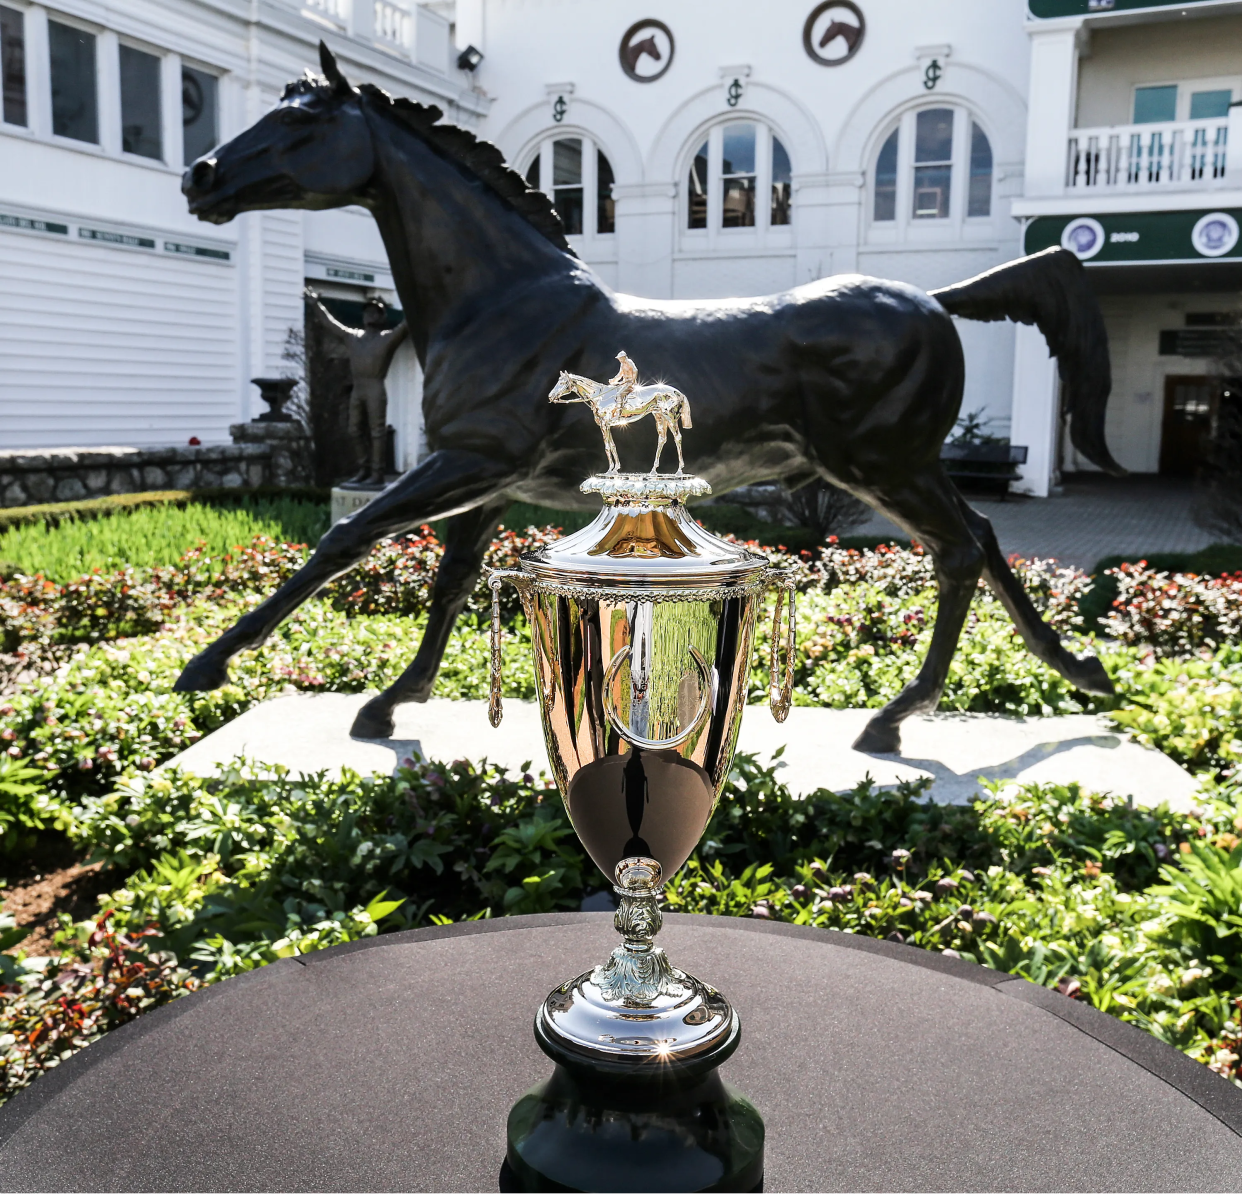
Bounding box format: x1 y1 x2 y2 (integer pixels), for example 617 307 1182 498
302 0 351 29
374 0 412 53
291 0 449 72
1067 118 1229 192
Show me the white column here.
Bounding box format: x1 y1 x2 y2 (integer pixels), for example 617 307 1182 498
162 52 183 170
791 171 835 284
1227 102 1242 189
97 29 120 156
822 171 865 277
1010 321 1059 497
456 0 484 54
389 342 425 470
613 182 675 299
1023 24 1081 199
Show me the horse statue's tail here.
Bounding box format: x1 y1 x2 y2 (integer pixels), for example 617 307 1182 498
930 246 1123 476
679 393 693 429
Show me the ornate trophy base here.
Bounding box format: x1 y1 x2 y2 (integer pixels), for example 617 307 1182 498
504 859 765 1193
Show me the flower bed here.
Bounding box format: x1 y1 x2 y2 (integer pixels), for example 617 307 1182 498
8 754 1242 1102
5 519 1242 1103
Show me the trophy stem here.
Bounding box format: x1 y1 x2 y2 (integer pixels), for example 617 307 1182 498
592 857 685 1004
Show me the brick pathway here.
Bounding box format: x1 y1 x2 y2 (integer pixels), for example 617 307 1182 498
853 474 1216 570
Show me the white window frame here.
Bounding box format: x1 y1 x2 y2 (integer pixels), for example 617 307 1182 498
44 8 105 153
680 121 794 252
1131 75 1242 124
867 105 995 246
116 34 170 166
0 0 31 133
523 131 616 253
0 6 192 173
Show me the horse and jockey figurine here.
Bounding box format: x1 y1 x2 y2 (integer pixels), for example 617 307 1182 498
549 351 692 475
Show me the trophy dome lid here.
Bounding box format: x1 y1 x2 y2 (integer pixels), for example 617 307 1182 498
518 472 770 590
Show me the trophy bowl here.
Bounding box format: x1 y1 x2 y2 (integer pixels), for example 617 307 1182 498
488 357 794 1193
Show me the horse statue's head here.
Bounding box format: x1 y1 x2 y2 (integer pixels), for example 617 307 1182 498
182 42 374 224
548 371 585 403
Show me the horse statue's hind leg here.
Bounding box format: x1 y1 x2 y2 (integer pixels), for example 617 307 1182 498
955 496 1112 696
670 403 688 473
850 460 1113 753
174 448 513 698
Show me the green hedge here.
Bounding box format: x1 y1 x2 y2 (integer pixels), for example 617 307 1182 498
0 487 331 533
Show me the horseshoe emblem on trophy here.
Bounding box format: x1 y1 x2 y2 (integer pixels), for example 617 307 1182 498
603 644 715 751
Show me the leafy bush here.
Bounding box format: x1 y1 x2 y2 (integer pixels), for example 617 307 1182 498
66 756 579 978
11 753 1242 1101
1109 648 1242 782
1102 563 1242 655
0 755 64 859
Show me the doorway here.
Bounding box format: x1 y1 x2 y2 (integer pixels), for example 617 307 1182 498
1160 375 1217 476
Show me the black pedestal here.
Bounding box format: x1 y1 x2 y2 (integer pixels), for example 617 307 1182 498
505 1064 763 1193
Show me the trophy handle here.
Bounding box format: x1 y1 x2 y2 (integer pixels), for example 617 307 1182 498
602 644 714 752
768 570 798 723
487 570 528 728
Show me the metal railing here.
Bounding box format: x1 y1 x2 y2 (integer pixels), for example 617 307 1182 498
1066 117 1229 191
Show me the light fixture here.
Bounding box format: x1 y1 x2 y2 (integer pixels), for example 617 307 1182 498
456 45 484 72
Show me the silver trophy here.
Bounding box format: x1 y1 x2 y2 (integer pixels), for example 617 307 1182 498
489 355 794 1192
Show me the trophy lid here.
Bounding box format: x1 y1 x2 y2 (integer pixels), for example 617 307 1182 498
523 356 770 590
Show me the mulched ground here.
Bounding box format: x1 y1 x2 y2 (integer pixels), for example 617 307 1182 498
3 838 111 958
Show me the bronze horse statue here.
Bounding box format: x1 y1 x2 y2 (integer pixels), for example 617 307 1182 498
176 42 1119 752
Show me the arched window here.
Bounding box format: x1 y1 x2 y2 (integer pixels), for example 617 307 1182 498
685 122 793 232
871 108 993 228
968 122 993 218
874 129 898 222
523 135 616 238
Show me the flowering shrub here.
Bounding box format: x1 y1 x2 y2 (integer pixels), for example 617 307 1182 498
0 911 198 1103
0 599 536 804
1102 563 1242 655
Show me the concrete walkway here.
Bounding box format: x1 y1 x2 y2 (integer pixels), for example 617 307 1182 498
853 474 1214 570
166 692 1199 811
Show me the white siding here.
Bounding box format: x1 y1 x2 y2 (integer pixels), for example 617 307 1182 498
0 229 239 448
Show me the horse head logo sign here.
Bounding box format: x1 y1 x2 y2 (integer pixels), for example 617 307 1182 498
803 1 865 67
619 19 674 83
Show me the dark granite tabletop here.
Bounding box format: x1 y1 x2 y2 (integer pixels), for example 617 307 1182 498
2 913 1241 1192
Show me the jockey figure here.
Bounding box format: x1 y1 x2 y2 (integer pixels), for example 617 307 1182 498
609 351 639 410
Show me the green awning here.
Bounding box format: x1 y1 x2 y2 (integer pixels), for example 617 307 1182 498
1030 0 1220 18
1024 208 1242 263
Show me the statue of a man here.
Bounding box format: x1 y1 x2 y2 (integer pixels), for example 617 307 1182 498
304 288 409 485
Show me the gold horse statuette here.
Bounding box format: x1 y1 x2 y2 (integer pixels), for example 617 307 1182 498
548 351 694 475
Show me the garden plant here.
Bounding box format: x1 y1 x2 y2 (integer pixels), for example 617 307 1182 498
3 496 1242 1104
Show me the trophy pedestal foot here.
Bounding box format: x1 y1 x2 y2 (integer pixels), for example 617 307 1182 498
504 857 764 1192
505 1063 764 1193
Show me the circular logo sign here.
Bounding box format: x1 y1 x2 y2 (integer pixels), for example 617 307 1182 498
1192 211 1239 258
803 1 865 67
619 19 674 83
1060 216 1105 260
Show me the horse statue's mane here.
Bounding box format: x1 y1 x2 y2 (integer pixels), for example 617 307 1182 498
281 71 576 258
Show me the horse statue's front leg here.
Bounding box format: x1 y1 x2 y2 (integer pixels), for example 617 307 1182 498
602 420 621 473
